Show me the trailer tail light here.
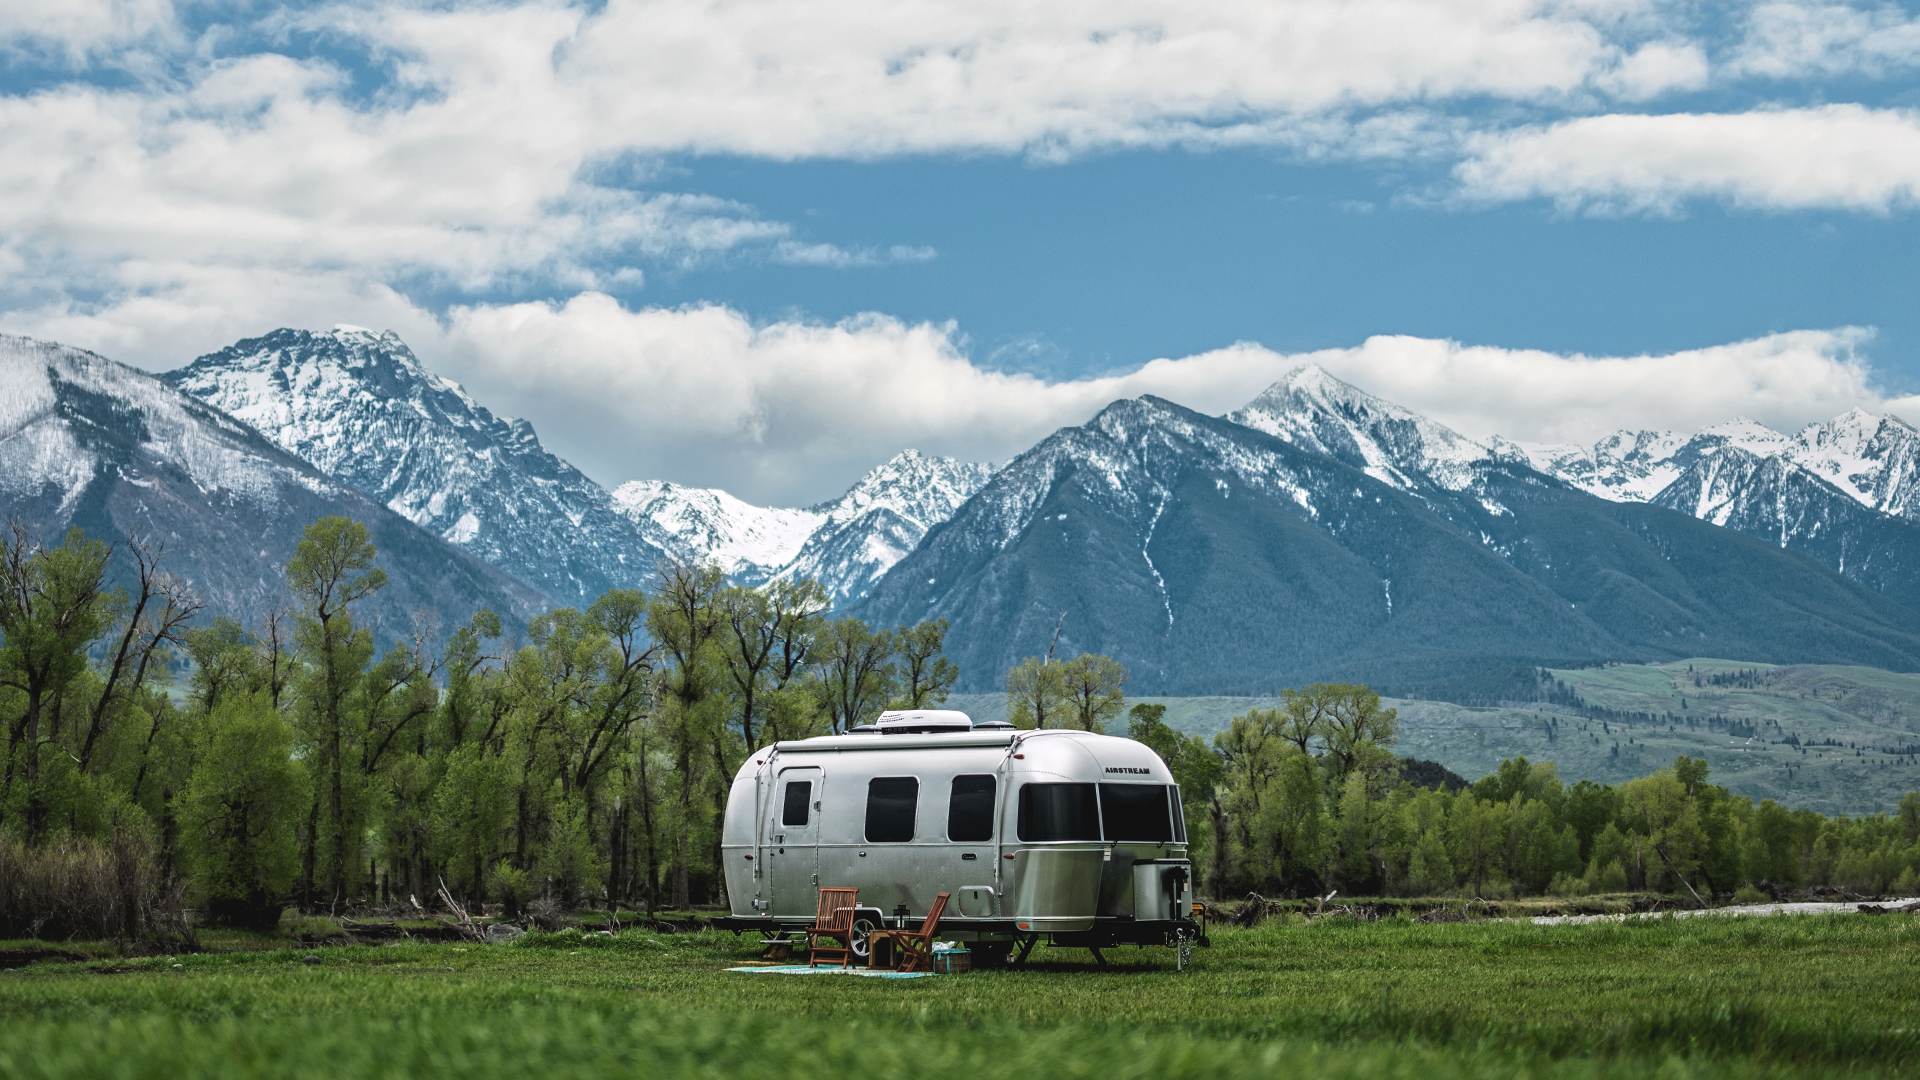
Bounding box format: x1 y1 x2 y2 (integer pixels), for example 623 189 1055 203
1012 753 1024 758
1003 854 1014 860
1017 922 1030 930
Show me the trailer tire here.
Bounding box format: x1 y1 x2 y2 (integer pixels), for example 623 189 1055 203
849 913 883 962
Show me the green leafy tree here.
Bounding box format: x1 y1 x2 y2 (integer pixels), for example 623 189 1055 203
1316 682 1400 786
179 692 308 928
813 617 895 733
0 523 115 843
1619 767 1707 900
285 516 386 909
1005 656 1067 729
1058 653 1126 733
890 619 959 711
1451 793 1507 897
648 561 729 907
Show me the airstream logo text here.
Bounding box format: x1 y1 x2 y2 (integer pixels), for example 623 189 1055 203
1105 767 1150 774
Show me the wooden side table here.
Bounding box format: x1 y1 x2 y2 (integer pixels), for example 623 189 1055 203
866 931 898 969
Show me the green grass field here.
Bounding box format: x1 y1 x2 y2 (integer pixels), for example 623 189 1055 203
4 913 1918 1079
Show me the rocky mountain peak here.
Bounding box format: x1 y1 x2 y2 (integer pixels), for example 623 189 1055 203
612 448 996 605
1 333 543 645
1227 364 1494 493
165 328 662 606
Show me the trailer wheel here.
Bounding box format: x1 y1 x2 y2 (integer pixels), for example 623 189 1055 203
849 913 883 962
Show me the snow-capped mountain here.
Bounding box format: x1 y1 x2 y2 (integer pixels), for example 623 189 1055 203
1514 419 1792 504
1787 408 1920 519
1644 446 1920 611
0 334 544 644
1500 409 1920 601
1208 367 1920 613
1226 364 1505 493
611 449 995 605
610 481 822 578
1513 411 1920 521
859 392 1920 693
166 327 667 606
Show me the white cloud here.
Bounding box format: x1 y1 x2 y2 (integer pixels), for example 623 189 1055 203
0 264 445 368
0 0 177 59
558 0 1619 158
0 0 1721 357
770 242 939 268
1285 328 1904 445
1596 41 1709 100
7 0 1920 349
1455 105 1920 212
407 293 1909 504
1728 2 1920 79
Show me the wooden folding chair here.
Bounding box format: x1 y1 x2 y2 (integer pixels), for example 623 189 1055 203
883 892 950 973
805 887 859 968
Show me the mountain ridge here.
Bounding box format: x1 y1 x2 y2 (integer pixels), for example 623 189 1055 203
165 326 667 608
609 448 994 605
855 391 1920 693
0 334 545 645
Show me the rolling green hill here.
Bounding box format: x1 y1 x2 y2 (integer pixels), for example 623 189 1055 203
949 657 1920 816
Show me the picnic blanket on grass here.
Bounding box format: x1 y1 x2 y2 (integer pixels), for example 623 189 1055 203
728 964 933 979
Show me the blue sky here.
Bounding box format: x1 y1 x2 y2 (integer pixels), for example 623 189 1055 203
4 0 1920 504
653 152 1920 376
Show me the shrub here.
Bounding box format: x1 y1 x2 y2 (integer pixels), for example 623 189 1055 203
1548 872 1586 898
0 828 158 941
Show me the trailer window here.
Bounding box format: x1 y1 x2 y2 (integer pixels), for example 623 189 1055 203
1099 784 1174 842
1170 786 1188 843
1017 783 1100 842
947 775 996 842
865 777 919 842
781 781 812 827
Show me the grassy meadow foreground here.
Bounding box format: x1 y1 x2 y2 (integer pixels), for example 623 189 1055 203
3 913 1918 1080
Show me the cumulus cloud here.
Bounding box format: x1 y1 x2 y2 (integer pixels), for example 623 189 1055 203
557 0 1618 158
3 0 1919 509
1728 1 1920 79
1595 41 1710 100
1286 328 1907 445
0 0 177 60
4 0 1919 346
409 293 1912 505
1454 105 1920 213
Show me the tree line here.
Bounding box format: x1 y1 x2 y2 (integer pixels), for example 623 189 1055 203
0 518 962 931
1199 683 1920 901
8 516 1920 941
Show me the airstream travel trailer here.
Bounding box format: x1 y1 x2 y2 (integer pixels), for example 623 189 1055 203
717 709 1204 967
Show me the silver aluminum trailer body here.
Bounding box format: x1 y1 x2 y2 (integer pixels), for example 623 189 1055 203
717 718 1200 964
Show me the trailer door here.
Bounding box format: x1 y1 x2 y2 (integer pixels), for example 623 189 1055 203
768 766 823 919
